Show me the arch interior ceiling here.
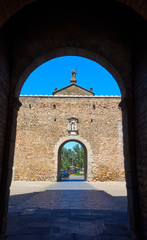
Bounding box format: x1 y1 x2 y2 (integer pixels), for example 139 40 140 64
0 0 146 27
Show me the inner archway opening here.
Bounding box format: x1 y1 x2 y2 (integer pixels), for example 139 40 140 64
58 141 87 182
8 55 129 240
13 56 124 184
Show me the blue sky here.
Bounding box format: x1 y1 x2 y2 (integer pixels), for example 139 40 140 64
64 141 80 150
21 56 121 150
21 56 121 96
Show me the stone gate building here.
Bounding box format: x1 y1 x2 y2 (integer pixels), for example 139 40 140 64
1 1 147 238
13 70 124 182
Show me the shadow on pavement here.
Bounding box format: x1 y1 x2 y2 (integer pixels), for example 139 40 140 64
7 183 129 240
9 190 127 211
6 207 130 240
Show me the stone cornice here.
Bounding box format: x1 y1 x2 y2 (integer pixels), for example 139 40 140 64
19 95 121 99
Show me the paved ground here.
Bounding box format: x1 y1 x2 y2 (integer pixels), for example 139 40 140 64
61 175 84 181
6 181 130 240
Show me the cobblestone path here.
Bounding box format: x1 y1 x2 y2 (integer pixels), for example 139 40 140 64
6 181 130 240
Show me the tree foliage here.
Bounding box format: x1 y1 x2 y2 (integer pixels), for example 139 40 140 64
61 144 84 170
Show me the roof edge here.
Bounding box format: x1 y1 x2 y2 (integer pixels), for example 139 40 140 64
52 84 94 96
19 94 121 98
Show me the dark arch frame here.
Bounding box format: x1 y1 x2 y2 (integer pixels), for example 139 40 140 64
0 1 145 238
57 140 87 182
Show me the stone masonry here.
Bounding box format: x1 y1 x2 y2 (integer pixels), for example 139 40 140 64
13 72 124 182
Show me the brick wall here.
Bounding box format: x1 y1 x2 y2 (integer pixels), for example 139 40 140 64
134 31 147 239
0 30 10 239
0 33 9 177
13 96 124 182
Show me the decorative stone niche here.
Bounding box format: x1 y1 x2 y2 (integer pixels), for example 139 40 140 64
68 117 79 136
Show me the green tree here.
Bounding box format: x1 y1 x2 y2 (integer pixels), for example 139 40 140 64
61 147 70 170
73 144 84 169
61 144 84 170
61 147 74 170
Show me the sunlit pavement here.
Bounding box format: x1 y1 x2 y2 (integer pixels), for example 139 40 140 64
61 175 84 181
6 181 130 240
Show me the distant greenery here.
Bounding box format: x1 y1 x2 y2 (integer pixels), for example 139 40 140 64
71 173 84 176
61 144 84 170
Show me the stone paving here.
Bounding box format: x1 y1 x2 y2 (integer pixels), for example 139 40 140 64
6 181 130 240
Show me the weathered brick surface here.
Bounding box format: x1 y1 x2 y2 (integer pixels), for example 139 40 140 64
134 34 147 239
13 96 124 182
0 34 9 170
0 31 10 239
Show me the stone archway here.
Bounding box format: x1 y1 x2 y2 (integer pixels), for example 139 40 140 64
54 136 93 182
9 44 136 236
0 1 146 239
4 46 135 238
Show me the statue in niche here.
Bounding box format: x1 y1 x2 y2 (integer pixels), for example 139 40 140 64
68 118 78 135
71 122 76 130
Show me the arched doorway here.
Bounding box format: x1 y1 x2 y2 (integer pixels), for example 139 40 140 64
54 136 93 182
12 56 123 184
7 51 134 237
0 1 146 239
5 51 133 237
57 140 87 182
